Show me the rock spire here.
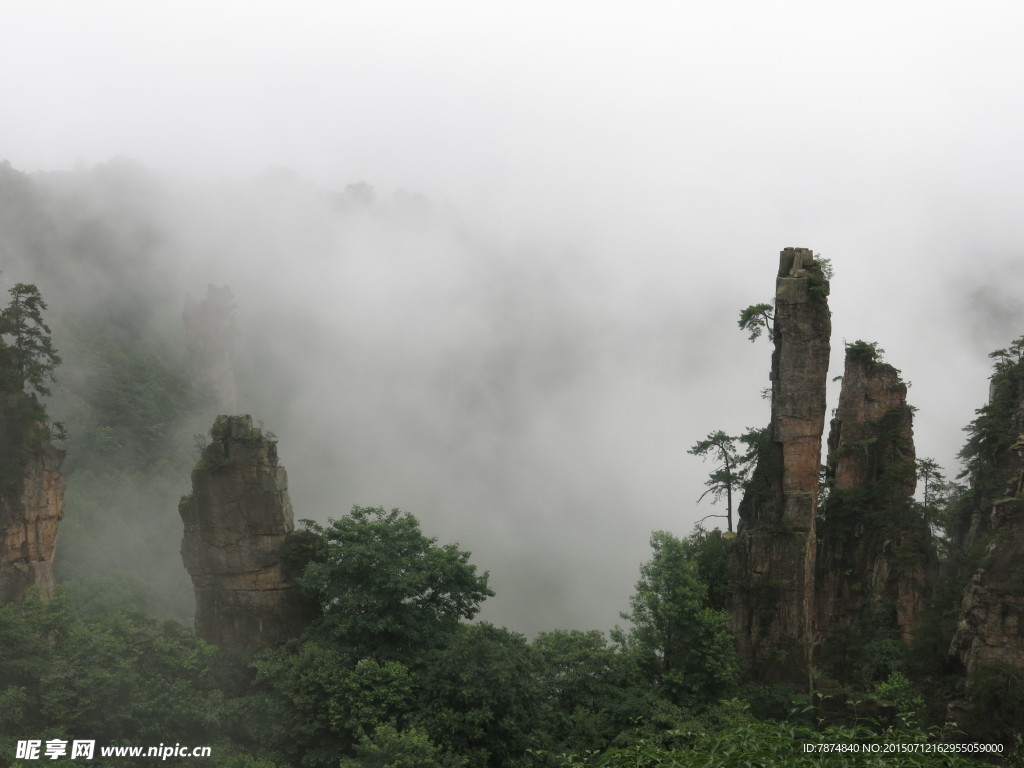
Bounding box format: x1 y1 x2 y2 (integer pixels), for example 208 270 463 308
950 363 1024 688
179 415 318 650
0 392 65 602
728 247 831 685
815 346 931 666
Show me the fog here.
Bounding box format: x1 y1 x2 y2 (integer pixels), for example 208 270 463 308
3 2 1023 634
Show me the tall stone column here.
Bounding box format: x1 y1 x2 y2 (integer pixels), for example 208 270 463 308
179 415 318 650
729 247 831 686
0 393 65 603
816 347 929 660
950 366 1024 691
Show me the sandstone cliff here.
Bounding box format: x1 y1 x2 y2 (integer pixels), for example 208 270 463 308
950 362 1024 687
950 497 1024 682
0 392 65 602
729 247 831 685
184 285 238 413
815 347 932 671
179 415 318 650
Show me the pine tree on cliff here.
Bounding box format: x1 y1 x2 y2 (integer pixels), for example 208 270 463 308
0 283 62 402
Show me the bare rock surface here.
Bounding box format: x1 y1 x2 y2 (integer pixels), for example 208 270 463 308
180 414 317 650
0 393 65 602
729 247 831 685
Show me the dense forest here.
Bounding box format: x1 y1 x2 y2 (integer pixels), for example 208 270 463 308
1 159 1023 767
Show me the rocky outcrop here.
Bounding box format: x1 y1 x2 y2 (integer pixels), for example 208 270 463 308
184 285 238 412
951 365 1024 687
815 348 931 664
825 350 916 495
729 247 831 686
0 393 65 602
179 415 317 650
950 497 1024 681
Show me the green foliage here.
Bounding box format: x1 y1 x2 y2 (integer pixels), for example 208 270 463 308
874 671 926 729
298 507 494 662
0 282 62 401
688 431 752 532
532 629 650 754
553 712 979 767
0 593 251 767
915 458 943 509
683 527 731 612
735 425 777 515
340 724 467 768
737 303 774 342
958 333 1024 503
805 255 832 299
845 339 886 362
988 335 1024 374
251 639 419 766
818 603 907 688
619 531 737 710
816 255 835 281
414 623 549 767
960 662 1024 749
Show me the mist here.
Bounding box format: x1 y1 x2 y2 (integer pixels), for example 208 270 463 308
3 1 1023 634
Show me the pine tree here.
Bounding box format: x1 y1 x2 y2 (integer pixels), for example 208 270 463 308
0 283 62 399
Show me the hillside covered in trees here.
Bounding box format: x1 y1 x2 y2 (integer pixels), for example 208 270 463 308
1 160 1023 766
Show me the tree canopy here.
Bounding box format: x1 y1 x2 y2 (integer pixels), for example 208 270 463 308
0 282 62 400
298 506 494 662
618 530 737 710
738 303 774 342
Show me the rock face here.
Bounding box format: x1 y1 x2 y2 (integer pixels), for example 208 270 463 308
184 285 238 412
179 415 317 650
950 366 1024 686
950 497 1024 681
825 351 916 494
0 393 65 602
815 349 931 661
729 247 831 685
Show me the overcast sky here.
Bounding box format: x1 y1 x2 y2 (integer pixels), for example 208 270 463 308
3 1 1023 634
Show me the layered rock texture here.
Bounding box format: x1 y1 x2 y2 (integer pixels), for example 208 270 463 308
729 247 831 685
815 348 932 664
951 497 1024 682
180 415 318 650
184 285 238 413
0 392 65 602
950 364 1024 686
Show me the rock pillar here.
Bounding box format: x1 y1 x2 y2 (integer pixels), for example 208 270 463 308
0 393 65 602
729 247 831 686
951 366 1024 688
815 348 930 665
180 415 317 650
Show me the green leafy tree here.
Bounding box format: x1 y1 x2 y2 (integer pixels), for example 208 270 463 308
682 526 732 611
0 283 62 399
413 623 548 767
737 303 774 342
252 640 418 767
618 531 737 710
532 629 650 754
340 724 466 768
298 507 494 662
